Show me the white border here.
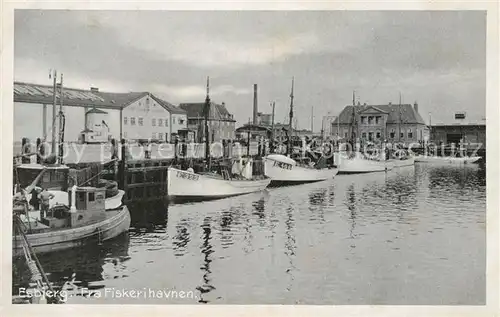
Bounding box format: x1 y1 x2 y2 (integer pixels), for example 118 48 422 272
1 1 498 316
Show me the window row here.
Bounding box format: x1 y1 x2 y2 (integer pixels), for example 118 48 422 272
360 116 382 125
123 117 170 127
123 132 170 141
123 117 186 126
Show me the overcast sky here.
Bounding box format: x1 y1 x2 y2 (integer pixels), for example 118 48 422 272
14 10 486 129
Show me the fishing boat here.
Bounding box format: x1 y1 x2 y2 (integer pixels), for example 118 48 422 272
167 77 271 202
264 77 338 186
12 163 131 257
414 155 481 164
336 151 393 174
264 154 338 186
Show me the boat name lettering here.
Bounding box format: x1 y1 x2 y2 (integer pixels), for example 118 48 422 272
273 161 293 170
176 171 199 181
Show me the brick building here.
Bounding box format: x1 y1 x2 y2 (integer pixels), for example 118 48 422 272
331 102 429 144
179 101 236 142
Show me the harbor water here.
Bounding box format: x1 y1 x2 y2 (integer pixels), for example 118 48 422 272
13 163 486 305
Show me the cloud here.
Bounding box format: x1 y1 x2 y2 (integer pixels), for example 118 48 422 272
13 10 486 129
150 84 252 101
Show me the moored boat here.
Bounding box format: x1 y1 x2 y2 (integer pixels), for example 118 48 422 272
13 163 131 257
167 159 271 202
336 151 393 174
166 77 271 202
414 155 481 164
264 154 338 186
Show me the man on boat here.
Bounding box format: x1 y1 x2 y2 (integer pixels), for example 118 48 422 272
38 189 54 219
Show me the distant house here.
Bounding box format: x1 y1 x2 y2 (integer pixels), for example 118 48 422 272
13 82 187 143
179 101 236 142
331 102 429 143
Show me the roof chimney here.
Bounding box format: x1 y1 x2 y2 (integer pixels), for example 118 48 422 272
413 101 419 113
253 84 258 124
90 87 99 92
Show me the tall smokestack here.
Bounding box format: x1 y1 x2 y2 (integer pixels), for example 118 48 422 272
253 84 258 124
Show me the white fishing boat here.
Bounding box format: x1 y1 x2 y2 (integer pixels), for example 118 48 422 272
167 159 271 202
264 154 338 186
414 155 481 164
167 77 271 202
13 164 131 257
336 152 393 174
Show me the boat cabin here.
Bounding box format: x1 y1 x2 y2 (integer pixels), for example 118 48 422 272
16 164 69 192
26 186 107 233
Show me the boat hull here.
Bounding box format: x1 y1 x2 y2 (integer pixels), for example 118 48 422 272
389 157 416 168
264 156 338 186
415 156 481 164
337 157 393 174
13 205 131 257
167 167 271 201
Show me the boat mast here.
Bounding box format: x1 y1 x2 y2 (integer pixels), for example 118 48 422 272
398 92 402 143
204 77 211 169
58 74 65 164
287 77 294 156
51 70 57 155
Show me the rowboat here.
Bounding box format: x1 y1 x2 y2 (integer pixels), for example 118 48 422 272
13 163 131 257
167 159 271 202
414 155 481 164
264 154 338 186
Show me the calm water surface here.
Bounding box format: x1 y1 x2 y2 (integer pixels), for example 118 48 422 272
13 163 486 305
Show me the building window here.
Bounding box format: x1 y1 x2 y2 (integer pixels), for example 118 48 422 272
124 117 128 125
152 132 156 139
376 131 381 139
138 117 143 126
368 132 373 141
131 117 136 126
152 118 156 126
408 129 413 139
165 119 169 127
400 132 404 139
159 119 163 127
159 133 163 140
390 129 395 139
361 116 366 124
179 118 185 125
362 132 367 139
344 132 348 138
376 116 380 124
368 116 373 125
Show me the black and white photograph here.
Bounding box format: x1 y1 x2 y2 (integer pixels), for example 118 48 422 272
3 2 498 316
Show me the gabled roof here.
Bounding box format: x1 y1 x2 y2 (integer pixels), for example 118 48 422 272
179 102 235 121
332 104 426 125
85 107 108 114
150 95 186 114
358 105 388 114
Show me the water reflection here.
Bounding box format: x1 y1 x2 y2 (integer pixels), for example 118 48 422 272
172 219 191 256
345 185 357 241
12 233 130 299
197 217 215 303
284 206 296 291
